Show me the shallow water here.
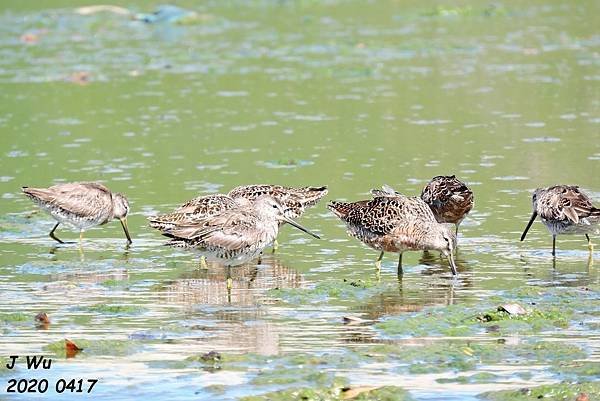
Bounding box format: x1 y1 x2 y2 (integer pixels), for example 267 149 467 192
0 0 599 400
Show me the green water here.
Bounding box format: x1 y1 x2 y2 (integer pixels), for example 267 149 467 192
1 1 599 400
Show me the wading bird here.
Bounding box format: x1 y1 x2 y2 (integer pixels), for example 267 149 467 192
22 182 131 245
328 193 458 275
520 185 600 256
420 175 473 236
228 184 328 252
158 196 320 287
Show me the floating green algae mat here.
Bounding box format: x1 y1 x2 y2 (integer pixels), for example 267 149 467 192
552 361 600 379
86 304 146 314
267 278 392 304
481 381 600 401
241 384 414 401
358 337 587 379
375 286 597 338
436 372 499 384
0 312 30 323
43 339 142 358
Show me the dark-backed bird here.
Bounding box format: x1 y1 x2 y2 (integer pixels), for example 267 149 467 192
420 175 474 236
328 193 458 275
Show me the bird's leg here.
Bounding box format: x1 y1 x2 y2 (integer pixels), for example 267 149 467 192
271 239 279 254
375 251 384 271
226 266 233 292
78 231 85 254
397 253 403 276
198 256 208 269
226 266 232 303
48 223 64 244
552 235 556 257
586 234 594 252
257 252 262 265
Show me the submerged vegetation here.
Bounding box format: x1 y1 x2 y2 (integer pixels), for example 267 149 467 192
481 382 600 401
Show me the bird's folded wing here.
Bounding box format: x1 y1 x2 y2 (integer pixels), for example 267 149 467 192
26 183 110 218
164 208 255 241
174 194 238 214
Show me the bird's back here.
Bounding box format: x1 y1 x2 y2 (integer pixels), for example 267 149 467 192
162 202 279 256
328 196 436 236
22 182 114 225
149 194 239 231
329 196 450 253
420 175 473 224
228 184 328 219
535 185 600 226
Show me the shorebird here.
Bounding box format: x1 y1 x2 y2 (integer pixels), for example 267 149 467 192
420 175 474 235
21 182 132 244
328 193 458 275
228 184 328 252
520 185 600 256
150 185 328 254
159 196 320 270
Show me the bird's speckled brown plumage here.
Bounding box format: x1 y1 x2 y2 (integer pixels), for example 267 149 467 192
161 196 320 266
420 175 473 232
228 184 328 220
521 185 600 256
328 194 458 275
150 185 327 252
148 194 239 231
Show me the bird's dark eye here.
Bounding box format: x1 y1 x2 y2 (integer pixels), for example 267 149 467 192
272 204 278 209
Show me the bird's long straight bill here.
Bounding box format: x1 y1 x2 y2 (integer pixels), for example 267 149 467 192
283 217 320 239
448 251 458 276
119 217 133 244
520 211 538 241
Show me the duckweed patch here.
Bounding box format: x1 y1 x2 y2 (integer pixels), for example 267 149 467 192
481 381 600 401
44 339 142 358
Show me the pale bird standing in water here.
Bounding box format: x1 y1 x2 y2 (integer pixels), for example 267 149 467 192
158 196 320 280
328 193 458 275
420 175 474 236
228 184 328 252
520 185 600 256
21 182 132 244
